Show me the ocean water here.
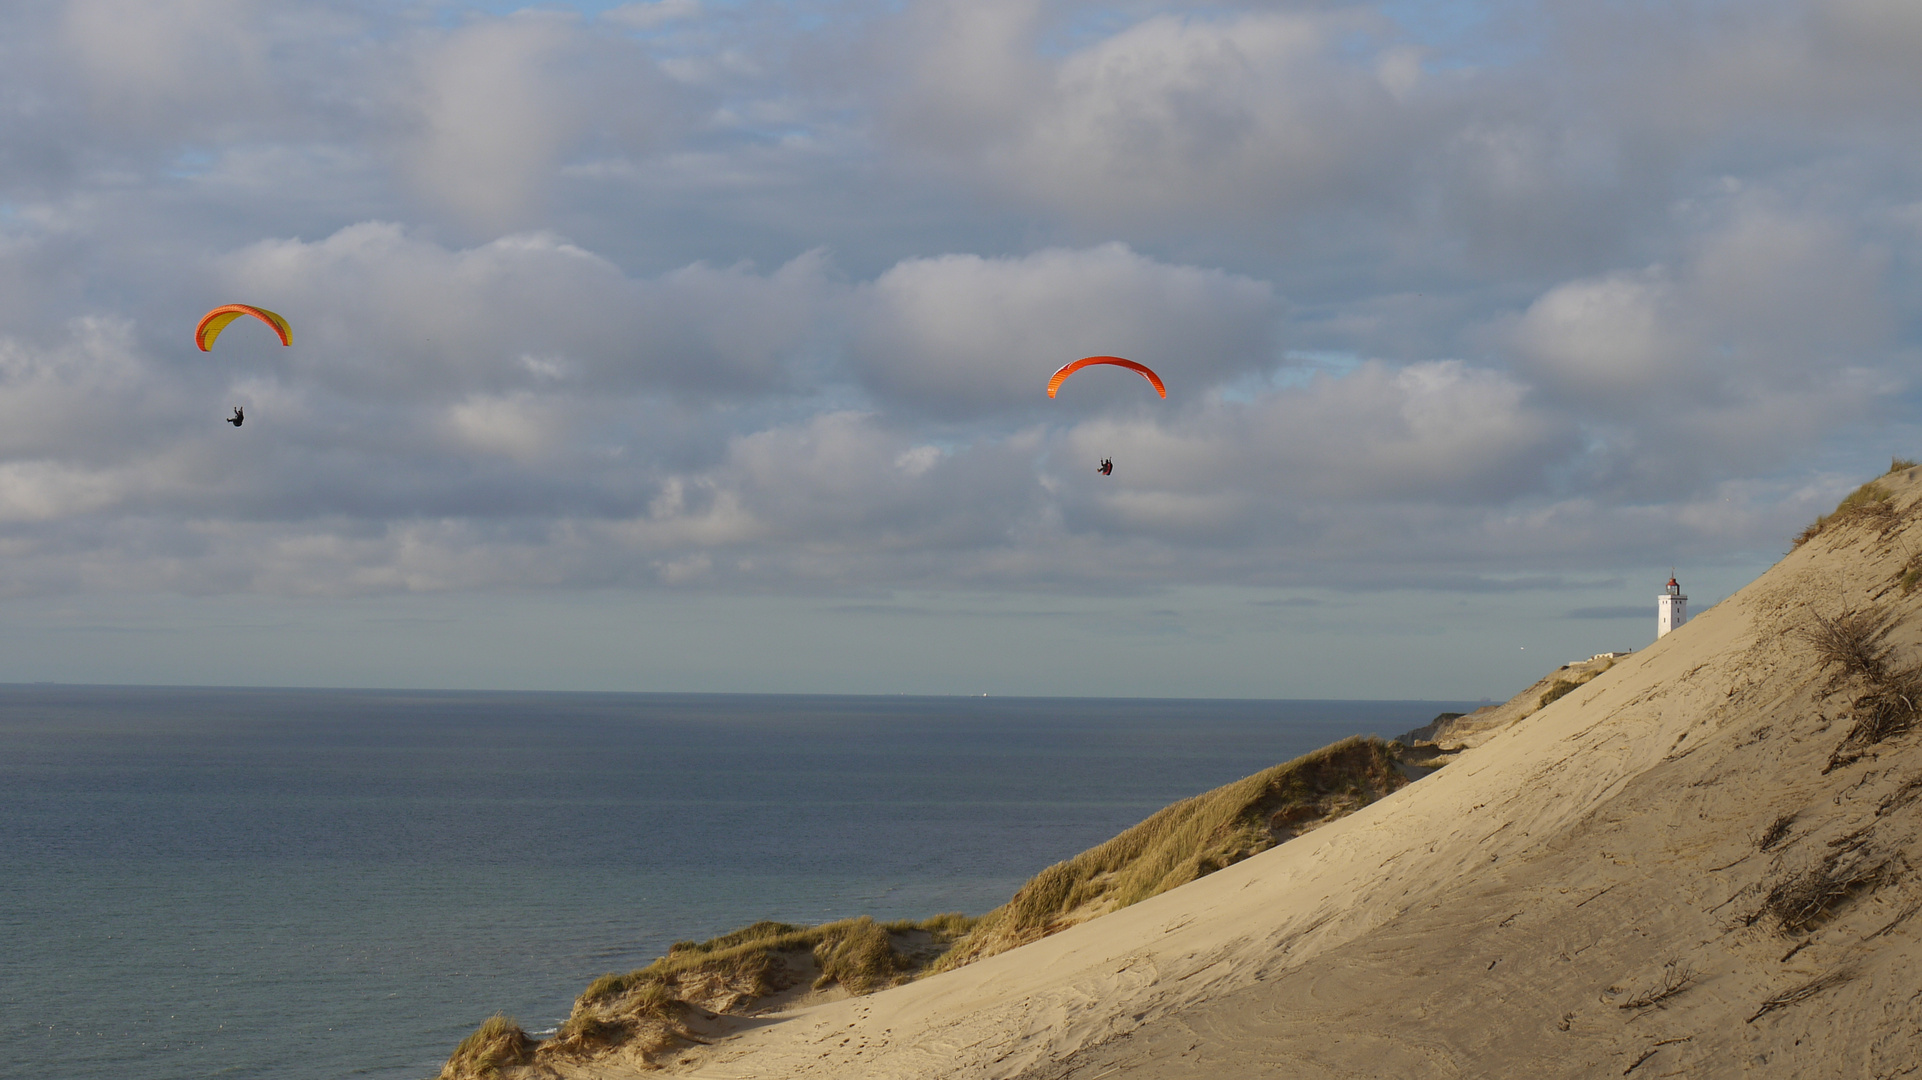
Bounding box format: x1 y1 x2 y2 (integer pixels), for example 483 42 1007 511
0 686 1478 1080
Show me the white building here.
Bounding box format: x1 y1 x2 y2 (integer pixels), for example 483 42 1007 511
1658 575 1688 638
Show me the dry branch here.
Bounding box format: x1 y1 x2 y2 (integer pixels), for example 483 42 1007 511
1755 860 1887 934
1797 608 1902 686
1619 962 1699 1009
1746 970 1850 1023
1758 814 1795 852
1623 1048 1659 1075
1878 774 1922 817
1864 900 1922 941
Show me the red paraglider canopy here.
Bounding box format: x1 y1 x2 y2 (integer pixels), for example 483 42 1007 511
1046 356 1166 399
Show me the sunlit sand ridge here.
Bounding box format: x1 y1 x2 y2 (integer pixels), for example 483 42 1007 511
507 463 1922 1078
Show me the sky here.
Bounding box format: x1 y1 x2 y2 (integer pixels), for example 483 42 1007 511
0 0 1917 698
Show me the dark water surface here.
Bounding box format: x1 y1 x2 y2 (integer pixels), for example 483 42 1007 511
0 686 1477 1080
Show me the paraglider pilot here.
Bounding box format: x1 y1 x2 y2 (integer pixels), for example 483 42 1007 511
228 406 244 428
1097 458 1113 476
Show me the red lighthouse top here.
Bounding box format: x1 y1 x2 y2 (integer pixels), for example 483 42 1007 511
1666 575 1682 596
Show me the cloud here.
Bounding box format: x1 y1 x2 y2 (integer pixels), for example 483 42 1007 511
1507 268 1677 402
216 223 833 400
439 391 570 462
1499 200 1900 494
882 3 1411 230
61 0 273 134
604 1 702 32
395 11 689 231
0 0 1916 624
1074 360 1564 504
848 244 1278 417
1567 606 1650 620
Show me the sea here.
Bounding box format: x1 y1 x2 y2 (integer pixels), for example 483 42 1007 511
0 686 1480 1080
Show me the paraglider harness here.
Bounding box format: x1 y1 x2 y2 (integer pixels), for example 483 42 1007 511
228 406 244 427
1097 458 1113 475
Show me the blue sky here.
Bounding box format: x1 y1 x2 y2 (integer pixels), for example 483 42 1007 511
0 0 1915 696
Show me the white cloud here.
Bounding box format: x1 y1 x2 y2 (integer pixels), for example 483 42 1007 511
440 392 567 461
400 13 588 229
849 244 1278 416
883 4 1411 228
1063 360 1565 512
893 445 942 476
216 223 833 399
1509 268 1678 401
0 0 1916 633
604 0 702 31
61 0 271 131
1508 204 1895 411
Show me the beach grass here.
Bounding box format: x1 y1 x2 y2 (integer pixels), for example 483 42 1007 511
1795 476 1905 547
931 735 1406 971
518 911 978 1069
814 916 902 992
437 1014 535 1080
1795 601 1922 771
1535 658 1614 712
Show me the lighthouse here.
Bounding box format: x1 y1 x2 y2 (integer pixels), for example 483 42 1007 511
1658 574 1688 638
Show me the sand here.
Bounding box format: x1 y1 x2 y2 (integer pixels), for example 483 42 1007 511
630 467 1922 1079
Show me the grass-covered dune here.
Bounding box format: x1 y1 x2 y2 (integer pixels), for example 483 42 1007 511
439 734 1426 1077
930 735 1407 971
443 914 974 1077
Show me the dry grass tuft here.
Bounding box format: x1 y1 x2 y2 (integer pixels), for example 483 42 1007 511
439 1014 536 1080
1877 774 1922 818
1826 689 1922 773
1746 969 1851 1024
1900 548 1922 596
1795 605 1922 771
1534 658 1614 714
1797 607 1903 685
1751 858 1887 934
813 916 901 993
1795 479 1904 547
546 1013 636 1055
1758 813 1795 852
1618 961 1698 1010
1538 678 1582 711
1842 690 1921 749
895 911 974 938
536 910 975 1068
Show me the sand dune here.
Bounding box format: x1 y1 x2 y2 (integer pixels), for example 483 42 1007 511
649 464 1922 1079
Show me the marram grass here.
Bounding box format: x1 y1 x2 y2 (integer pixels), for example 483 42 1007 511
931 735 1405 971
437 1014 534 1080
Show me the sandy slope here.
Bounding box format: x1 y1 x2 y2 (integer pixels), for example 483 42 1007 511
659 467 1922 1080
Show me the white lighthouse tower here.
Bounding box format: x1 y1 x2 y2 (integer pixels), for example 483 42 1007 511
1658 573 1688 638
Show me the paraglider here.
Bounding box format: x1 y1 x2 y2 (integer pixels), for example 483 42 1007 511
1045 356 1166 399
198 305 285 429
1050 358 1161 480
195 304 291 352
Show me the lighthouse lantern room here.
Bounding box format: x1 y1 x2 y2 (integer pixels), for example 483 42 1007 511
1658 574 1688 638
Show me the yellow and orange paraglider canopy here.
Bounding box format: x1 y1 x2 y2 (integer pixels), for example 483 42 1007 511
195 304 291 351
1046 356 1166 399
